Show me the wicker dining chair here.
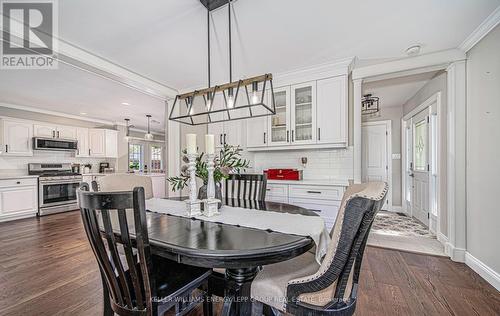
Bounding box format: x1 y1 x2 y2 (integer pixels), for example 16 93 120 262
77 183 213 316
224 173 268 201
250 182 388 316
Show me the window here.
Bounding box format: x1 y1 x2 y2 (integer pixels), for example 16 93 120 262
151 145 163 171
129 143 143 171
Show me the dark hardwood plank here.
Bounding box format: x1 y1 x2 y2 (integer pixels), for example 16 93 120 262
0 211 499 316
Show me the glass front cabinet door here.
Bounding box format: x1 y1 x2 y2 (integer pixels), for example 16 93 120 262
291 81 316 144
267 86 291 146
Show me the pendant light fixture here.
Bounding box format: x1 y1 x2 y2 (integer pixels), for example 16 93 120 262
169 0 276 125
361 94 380 115
144 115 154 140
124 118 131 142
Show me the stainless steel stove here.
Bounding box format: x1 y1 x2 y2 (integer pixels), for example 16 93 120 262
28 163 83 216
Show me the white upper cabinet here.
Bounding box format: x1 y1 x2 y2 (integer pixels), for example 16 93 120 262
208 122 225 148
291 81 317 145
316 76 348 145
76 127 90 157
247 116 268 148
34 124 56 138
208 119 244 149
88 129 106 157
1 119 33 156
34 124 77 139
104 130 118 158
267 86 291 146
56 125 77 139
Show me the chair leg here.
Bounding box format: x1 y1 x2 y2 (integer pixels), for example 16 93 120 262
100 271 113 316
202 282 213 316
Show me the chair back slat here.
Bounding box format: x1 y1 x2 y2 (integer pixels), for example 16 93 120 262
78 184 152 315
224 174 267 201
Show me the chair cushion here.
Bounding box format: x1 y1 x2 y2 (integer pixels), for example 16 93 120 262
99 174 154 199
251 251 319 311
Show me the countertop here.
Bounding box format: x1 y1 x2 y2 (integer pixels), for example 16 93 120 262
82 172 166 177
267 179 349 187
0 174 39 180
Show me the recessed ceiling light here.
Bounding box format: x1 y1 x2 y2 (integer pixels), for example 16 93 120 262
405 45 421 56
121 102 130 106
80 112 87 115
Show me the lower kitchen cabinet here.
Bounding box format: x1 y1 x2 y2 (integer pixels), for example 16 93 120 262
0 178 38 222
266 182 345 230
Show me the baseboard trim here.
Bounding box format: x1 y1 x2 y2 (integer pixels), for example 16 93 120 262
465 252 500 291
437 232 449 244
443 242 465 262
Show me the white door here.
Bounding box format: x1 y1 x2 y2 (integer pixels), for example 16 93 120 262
76 127 90 157
316 76 347 144
104 130 118 158
291 82 316 145
34 124 56 138
208 122 224 148
362 122 391 210
88 129 106 157
247 117 268 147
223 120 243 147
56 125 77 139
2 120 33 156
411 110 430 226
268 86 290 146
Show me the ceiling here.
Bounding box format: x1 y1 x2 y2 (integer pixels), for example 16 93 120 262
363 71 440 108
0 0 499 127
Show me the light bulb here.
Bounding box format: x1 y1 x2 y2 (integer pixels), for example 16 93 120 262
145 133 154 141
251 81 259 104
206 93 212 110
227 88 234 108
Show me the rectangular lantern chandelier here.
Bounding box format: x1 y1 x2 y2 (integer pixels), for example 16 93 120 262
169 0 276 126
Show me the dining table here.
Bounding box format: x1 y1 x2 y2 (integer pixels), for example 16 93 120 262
103 197 319 316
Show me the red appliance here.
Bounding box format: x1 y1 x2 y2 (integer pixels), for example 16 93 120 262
265 169 303 181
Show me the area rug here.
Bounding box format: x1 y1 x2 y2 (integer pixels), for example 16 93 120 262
371 211 435 239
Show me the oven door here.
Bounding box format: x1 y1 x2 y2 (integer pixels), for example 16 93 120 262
39 180 80 208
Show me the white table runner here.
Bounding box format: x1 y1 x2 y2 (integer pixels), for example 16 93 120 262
145 198 330 263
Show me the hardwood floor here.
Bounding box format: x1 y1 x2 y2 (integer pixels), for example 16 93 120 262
0 211 498 316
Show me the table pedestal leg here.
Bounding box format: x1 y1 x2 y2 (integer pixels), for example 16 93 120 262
223 267 259 316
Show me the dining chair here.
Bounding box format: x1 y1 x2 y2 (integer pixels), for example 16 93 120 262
224 173 267 201
250 181 388 316
77 183 213 316
92 174 154 198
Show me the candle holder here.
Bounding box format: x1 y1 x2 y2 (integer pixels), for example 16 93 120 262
185 153 202 216
202 153 220 217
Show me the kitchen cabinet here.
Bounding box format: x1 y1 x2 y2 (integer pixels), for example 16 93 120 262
76 127 90 157
104 130 118 158
1 119 33 156
316 76 348 145
265 182 346 230
246 116 268 148
291 81 317 145
208 121 244 148
0 177 38 222
267 86 290 146
88 129 106 157
34 124 77 139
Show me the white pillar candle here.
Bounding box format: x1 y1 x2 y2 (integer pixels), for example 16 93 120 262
186 134 197 154
205 134 215 155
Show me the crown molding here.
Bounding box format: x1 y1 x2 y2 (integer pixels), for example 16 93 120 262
459 5 500 53
352 49 465 80
0 102 119 126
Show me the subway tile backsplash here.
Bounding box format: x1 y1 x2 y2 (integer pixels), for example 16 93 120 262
252 146 354 181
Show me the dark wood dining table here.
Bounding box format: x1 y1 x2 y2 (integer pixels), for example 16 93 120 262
103 197 317 316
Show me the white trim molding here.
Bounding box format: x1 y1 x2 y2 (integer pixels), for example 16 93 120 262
353 79 363 183
465 252 500 291
352 49 466 80
459 5 500 52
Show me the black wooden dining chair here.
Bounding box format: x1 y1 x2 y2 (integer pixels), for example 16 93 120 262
251 182 388 316
224 173 267 201
77 183 213 316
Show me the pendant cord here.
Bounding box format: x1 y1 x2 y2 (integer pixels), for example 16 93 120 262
228 0 232 83
207 7 211 88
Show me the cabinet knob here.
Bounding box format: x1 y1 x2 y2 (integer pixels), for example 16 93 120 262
16 181 21 184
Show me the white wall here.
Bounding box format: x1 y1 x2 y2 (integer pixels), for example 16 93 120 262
402 72 448 236
363 106 403 207
466 24 500 275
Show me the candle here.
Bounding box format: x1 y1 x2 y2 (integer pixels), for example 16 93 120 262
186 134 197 154
205 134 215 155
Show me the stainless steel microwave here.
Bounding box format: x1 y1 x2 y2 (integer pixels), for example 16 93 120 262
33 137 78 151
